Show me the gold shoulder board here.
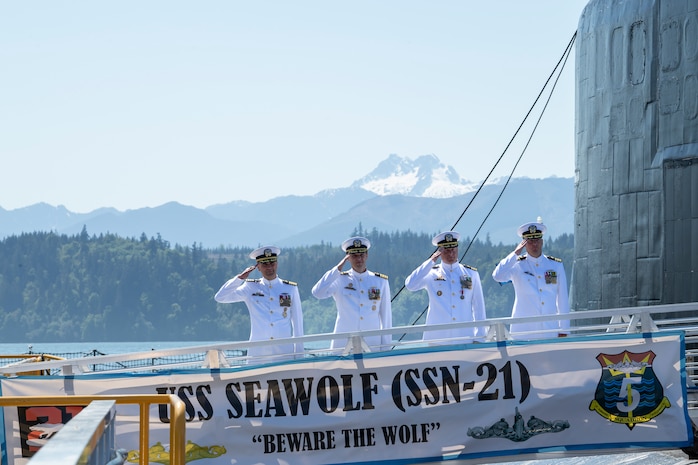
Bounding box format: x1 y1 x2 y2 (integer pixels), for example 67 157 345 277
282 279 298 286
373 272 389 279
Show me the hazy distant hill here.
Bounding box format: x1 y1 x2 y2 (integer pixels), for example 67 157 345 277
0 155 574 247
279 176 573 247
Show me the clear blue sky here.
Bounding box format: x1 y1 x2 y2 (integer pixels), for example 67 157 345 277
0 1 590 213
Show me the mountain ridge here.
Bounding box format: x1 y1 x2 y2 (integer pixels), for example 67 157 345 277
0 155 574 247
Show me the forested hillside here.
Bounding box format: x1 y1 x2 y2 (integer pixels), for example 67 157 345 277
0 227 573 343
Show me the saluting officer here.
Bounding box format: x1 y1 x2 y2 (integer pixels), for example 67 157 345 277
214 245 304 360
491 221 569 340
405 231 487 344
312 236 392 352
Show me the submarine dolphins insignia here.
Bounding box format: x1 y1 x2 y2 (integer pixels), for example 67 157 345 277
467 407 569 442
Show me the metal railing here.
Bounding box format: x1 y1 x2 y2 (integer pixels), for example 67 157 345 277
1 302 696 376
0 394 186 465
0 354 65 376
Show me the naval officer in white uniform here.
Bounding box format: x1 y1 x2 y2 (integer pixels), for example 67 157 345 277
311 236 392 352
405 231 487 344
491 221 569 340
214 246 304 360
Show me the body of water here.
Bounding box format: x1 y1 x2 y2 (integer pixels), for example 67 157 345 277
0 341 227 356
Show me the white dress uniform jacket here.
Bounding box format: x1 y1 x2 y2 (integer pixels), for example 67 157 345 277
311 267 392 351
214 276 304 359
405 259 487 343
492 252 569 339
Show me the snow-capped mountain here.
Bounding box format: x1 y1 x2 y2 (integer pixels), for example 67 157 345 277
352 154 479 198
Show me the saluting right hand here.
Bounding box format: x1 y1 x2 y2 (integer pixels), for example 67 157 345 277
514 240 527 256
237 264 257 280
336 254 349 272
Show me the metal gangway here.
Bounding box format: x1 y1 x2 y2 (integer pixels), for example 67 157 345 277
0 395 186 465
0 303 697 465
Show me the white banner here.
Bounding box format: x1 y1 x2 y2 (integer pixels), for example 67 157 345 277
0 333 692 465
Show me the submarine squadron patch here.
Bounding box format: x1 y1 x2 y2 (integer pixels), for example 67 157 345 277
589 350 671 429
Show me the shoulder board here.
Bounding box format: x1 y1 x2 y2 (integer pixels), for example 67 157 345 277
546 255 563 262
463 264 477 271
340 271 350 275
373 272 389 280
245 278 261 283
281 279 297 286
517 255 527 261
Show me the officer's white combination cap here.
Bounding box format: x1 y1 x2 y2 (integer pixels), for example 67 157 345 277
432 231 460 248
517 222 547 239
250 245 281 263
342 237 371 254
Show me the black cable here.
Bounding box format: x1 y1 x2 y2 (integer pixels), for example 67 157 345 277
459 32 577 261
391 32 578 339
448 31 578 235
